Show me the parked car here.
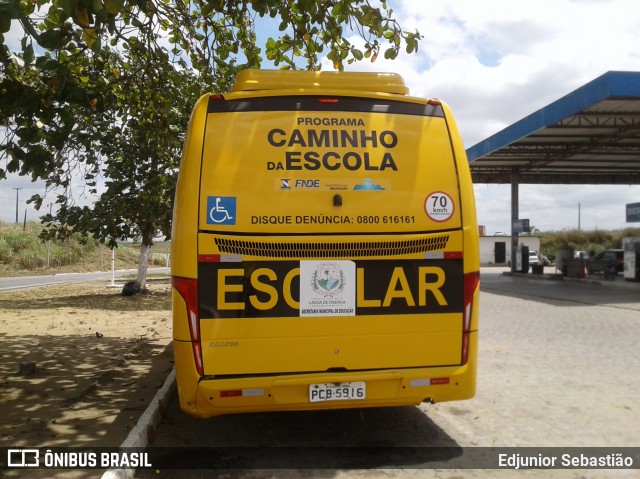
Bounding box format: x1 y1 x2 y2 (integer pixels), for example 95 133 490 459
586 250 624 277
574 250 589 260
528 250 540 266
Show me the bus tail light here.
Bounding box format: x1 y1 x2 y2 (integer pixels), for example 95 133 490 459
461 271 480 364
173 276 204 376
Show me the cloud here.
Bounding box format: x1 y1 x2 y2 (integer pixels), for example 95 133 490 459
385 0 640 143
390 0 640 233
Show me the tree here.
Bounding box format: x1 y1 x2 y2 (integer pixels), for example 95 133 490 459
1 0 422 291
39 42 202 289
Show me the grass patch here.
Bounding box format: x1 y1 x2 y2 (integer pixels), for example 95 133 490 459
0 221 170 276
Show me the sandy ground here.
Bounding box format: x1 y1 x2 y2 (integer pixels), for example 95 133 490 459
0 279 173 455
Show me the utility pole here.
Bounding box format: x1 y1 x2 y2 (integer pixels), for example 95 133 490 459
578 202 581 231
12 187 22 224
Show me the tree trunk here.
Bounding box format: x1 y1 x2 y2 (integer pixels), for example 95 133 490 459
136 242 152 291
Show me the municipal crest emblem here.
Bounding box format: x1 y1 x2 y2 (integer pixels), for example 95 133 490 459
311 262 346 297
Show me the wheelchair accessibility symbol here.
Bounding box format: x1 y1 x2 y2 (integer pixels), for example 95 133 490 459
207 196 236 225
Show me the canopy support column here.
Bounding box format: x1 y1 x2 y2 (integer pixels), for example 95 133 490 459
511 170 519 273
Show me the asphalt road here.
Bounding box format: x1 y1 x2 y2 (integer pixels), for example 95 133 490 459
136 268 640 478
0 268 169 291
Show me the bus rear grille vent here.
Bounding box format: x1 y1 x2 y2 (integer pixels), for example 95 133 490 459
215 236 449 258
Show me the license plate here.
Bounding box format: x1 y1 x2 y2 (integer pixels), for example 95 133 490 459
309 381 366 403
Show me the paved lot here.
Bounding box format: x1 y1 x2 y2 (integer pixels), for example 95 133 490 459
137 267 640 478
432 268 639 447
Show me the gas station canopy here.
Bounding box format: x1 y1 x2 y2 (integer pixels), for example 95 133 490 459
466 71 640 185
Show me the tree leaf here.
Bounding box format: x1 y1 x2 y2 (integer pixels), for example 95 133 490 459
0 15 10 33
38 30 66 49
23 42 34 65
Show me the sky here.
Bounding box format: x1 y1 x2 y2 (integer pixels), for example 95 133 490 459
2 0 640 233
339 0 640 234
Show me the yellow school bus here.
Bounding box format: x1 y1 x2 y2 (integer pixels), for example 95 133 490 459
171 70 479 417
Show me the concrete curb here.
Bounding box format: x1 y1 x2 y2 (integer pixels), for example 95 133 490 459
101 368 176 479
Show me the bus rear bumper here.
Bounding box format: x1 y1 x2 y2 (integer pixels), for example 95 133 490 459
174 332 477 418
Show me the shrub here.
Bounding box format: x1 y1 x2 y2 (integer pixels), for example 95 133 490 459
150 253 169 266
18 249 45 269
50 242 78 267
0 238 11 263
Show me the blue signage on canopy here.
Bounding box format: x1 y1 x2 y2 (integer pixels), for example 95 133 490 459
512 219 530 234
626 202 640 223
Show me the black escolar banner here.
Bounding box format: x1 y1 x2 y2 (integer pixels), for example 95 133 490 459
198 259 463 319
